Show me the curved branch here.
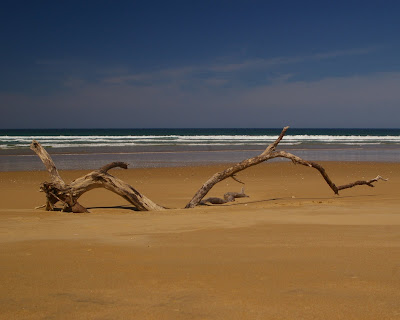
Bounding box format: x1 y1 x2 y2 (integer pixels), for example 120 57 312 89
185 127 290 208
337 175 388 191
272 151 339 194
185 127 387 208
31 140 165 212
68 170 165 211
99 162 128 173
231 174 245 184
271 151 387 194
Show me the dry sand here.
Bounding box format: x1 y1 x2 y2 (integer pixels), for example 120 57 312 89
1 161 400 319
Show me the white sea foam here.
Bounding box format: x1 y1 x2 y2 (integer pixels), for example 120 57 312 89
1 134 400 149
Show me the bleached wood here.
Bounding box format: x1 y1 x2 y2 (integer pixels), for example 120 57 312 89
185 127 291 208
31 141 165 212
185 127 387 208
30 140 64 186
31 127 387 212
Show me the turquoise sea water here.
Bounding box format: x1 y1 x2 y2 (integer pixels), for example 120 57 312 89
0 128 399 171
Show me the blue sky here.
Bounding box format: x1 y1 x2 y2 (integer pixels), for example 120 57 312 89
1 0 400 128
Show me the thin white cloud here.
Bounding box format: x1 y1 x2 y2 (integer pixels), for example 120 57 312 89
241 72 400 107
103 66 197 84
311 46 380 60
207 56 302 73
208 46 380 73
100 46 380 87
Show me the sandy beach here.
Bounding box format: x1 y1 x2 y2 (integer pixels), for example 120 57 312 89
1 161 400 319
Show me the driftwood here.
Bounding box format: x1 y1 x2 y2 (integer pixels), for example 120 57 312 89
30 141 165 213
31 126 387 212
184 126 388 208
200 187 249 205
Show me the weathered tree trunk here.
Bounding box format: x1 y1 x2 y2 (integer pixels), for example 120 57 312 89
30 141 165 212
185 127 387 208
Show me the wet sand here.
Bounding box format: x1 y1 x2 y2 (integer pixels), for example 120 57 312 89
1 162 400 319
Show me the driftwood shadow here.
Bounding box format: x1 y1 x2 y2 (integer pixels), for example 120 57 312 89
211 194 378 207
86 205 139 212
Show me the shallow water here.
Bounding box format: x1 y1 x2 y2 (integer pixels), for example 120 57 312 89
1 145 399 171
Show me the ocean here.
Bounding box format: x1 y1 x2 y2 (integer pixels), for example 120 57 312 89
1 128 399 171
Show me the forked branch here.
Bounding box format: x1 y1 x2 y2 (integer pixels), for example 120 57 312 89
31 141 165 212
337 175 388 191
185 127 387 208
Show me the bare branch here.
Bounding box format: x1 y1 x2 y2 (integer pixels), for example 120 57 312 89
231 174 245 184
185 128 290 208
271 151 387 194
185 127 386 208
30 140 65 186
32 140 164 212
272 151 339 194
261 126 290 155
337 175 388 191
98 162 128 173
68 170 165 211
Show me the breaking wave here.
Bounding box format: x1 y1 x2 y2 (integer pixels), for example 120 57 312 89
1 133 400 149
